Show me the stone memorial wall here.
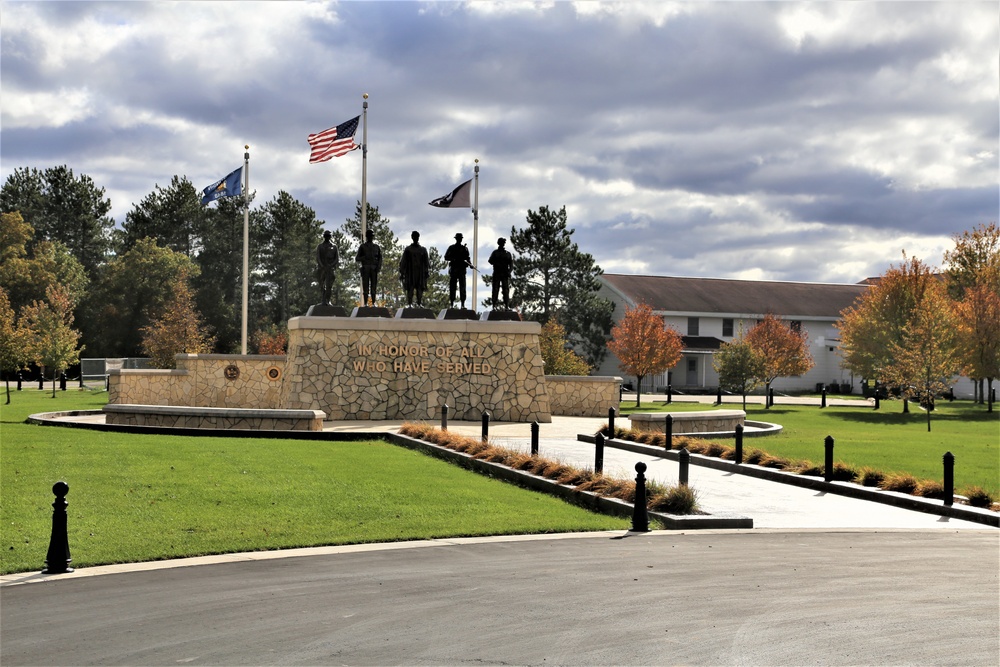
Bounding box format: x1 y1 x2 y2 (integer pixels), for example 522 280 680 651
280 316 552 422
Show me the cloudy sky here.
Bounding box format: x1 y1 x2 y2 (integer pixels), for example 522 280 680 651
2 1 997 290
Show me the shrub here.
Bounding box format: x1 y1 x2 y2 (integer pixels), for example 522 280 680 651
831 462 859 483
859 467 885 487
881 474 919 494
650 485 699 514
964 486 994 508
916 480 947 500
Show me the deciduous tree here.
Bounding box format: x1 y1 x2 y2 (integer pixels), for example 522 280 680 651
882 277 959 431
21 284 83 397
837 254 931 383
944 223 1000 405
745 313 814 407
539 320 591 376
140 273 215 368
607 303 683 407
713 332 764 411
952 283 999 412
0 287 31 403
80 238 197 357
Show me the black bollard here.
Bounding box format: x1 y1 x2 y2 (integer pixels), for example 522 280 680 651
441 404 449 431
631 462 650 532
17 371 22 391
903 398 909 414
942 452 954 507
42 481 73 574
824 435 835 482
734 423 744 464
678 447 690 486
38 372 44 390
530 421 539 457
667 384 672 404
665 414 673 450
874 393 880 410
821 387 827 408
481 411 490 443
608 406 616 438
60 372 67 391
595 432 605 475
716 386 722 405
78 371 85 388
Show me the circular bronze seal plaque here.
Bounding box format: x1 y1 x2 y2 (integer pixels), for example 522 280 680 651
224 364 240 381
266 366 282 381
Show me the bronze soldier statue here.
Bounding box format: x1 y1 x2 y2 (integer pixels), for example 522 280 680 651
355 229 382 306
399 230 430 307
488 237 514 310
316 230 339 305
444 232 474 309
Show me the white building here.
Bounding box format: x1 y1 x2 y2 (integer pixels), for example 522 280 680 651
594 274 870 396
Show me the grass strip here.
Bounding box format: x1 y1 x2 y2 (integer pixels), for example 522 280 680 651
614 399 999 501
1 389 624 574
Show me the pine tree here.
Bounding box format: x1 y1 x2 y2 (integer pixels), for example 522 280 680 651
500 205 613 366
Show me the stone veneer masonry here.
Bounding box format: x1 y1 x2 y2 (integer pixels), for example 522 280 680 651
108 354 285 409
106 323 623 423
280 316 552 422
628 410 746 435
545 375 623 417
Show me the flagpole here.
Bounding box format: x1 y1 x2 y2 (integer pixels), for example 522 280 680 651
241 145 250 355
360 94 368 241
472 159 479 308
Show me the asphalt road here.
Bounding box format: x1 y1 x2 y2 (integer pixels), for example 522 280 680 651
2 529 997 666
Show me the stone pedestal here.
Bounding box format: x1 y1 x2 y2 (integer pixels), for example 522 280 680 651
306 304 349 317
481 310 522 321
439 308 480 321
352 306 393 318
281 316 552 422
395 307 437 319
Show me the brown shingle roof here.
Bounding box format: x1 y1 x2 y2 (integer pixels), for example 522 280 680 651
601 274 868 319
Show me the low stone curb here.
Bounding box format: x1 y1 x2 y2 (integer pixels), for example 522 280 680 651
578 434 998 528
385 433 753 530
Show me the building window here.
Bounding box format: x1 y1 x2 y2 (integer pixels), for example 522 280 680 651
790 320 802 332
722 318 734 337
687 317 699 336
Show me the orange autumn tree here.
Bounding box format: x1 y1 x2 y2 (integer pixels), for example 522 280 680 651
20 284 83 397
141 272 214 368
607 303 683 407
745 313 814 407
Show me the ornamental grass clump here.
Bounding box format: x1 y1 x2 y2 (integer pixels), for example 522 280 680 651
649 485 699 515
398 423 699 515
964 486 995 508
880 474 919 494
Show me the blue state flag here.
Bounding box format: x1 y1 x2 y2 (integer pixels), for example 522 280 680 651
201 166 243 205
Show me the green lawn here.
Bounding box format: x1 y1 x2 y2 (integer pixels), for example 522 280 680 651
1 389 625 574
618 399 999 497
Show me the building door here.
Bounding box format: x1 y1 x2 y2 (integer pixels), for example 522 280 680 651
686 358 697 386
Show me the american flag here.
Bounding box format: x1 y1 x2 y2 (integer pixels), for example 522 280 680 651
307 116 360 163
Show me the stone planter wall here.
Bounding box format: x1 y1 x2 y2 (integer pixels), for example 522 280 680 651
280 316 551 422
103 404 324 431
108 355 285 409
629 409 746 435
545 375 623 417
